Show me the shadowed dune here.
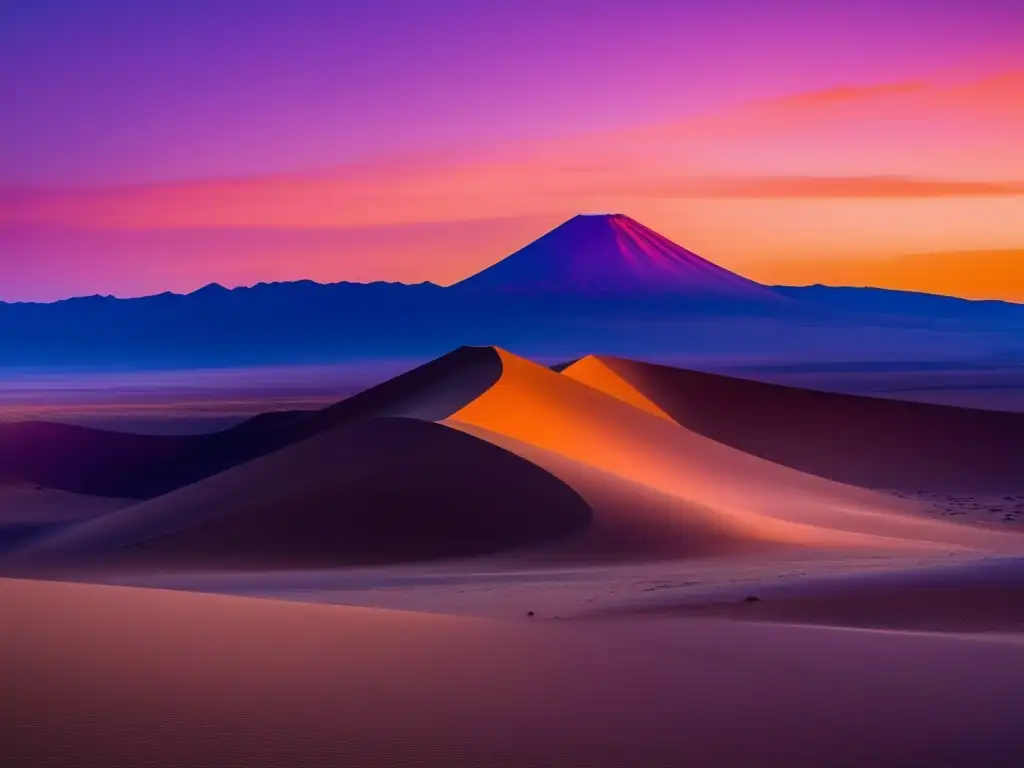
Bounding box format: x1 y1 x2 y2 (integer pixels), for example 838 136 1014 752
10 418 590 568
6 578 1024 767
0 483 133 554
563 355 1024 494
0 346 502 498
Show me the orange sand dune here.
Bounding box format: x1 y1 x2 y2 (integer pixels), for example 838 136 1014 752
10 417 589 568
6 577 1024 767
564 355 1024 494
447 349 1018 555
9 346 1023 571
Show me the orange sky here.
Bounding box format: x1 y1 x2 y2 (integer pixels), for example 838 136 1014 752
3 69 1024 301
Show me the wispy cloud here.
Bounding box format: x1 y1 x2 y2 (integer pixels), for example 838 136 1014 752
627 176 1024 199
2 70 1022 235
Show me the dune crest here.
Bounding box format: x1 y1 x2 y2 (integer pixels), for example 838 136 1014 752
554 355 674 421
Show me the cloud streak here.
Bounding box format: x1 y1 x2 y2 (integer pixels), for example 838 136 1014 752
3 69 1023 233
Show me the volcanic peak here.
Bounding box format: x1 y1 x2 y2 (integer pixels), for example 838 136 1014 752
456 213 780 299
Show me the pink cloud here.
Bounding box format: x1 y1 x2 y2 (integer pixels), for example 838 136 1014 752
4 69 1022 235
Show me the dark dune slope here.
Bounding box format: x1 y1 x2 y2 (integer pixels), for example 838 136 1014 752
13 417 591 568
579 356 1024 494
0 346 502 499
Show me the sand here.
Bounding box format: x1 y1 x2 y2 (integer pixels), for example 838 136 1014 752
0 347 501 499
0 483 132 555
447 349 1020 554
14 347 1023 570
8 418 590 568
9 346 1024 571
6 577 1024 767
0 482 131 525
591 556 1024 631
564 355 1024 494
886 489 1024 528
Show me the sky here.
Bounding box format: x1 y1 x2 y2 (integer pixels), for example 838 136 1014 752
2 0 1023 302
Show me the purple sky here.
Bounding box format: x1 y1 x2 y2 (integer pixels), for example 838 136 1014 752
4 0 1021 187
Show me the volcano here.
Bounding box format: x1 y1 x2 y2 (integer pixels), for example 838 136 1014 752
456 213 781 300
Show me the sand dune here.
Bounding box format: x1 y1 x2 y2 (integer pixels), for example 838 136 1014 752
563 355 1024 494
6 577 1024 767
0 346 501 498
0 415 296 499
0 483 132 555
447 349 1018 555
0 482 130 525
455 427 786 561
8 346 1023 570
9 417 589 568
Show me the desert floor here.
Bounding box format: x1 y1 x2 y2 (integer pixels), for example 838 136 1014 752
5 554 1024 767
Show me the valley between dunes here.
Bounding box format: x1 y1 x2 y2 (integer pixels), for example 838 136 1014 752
4 346 1024 766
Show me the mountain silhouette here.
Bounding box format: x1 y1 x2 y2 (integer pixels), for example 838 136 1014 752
456 213 781 300
0 214 1021 368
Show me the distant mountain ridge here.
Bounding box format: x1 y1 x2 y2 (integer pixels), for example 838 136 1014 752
5 278 443 308
1 214 1022 368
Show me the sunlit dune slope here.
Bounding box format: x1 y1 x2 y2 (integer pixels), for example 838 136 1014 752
0 346 501 498
11 417 589 568
450 425 786 560
446 349 1017 554
563 356 1024 494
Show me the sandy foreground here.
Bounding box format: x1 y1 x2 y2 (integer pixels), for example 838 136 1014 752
4 575 1024 768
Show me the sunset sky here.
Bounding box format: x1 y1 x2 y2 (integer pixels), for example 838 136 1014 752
3 0 1023 302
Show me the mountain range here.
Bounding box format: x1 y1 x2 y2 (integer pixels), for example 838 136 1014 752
2 213 1022 369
